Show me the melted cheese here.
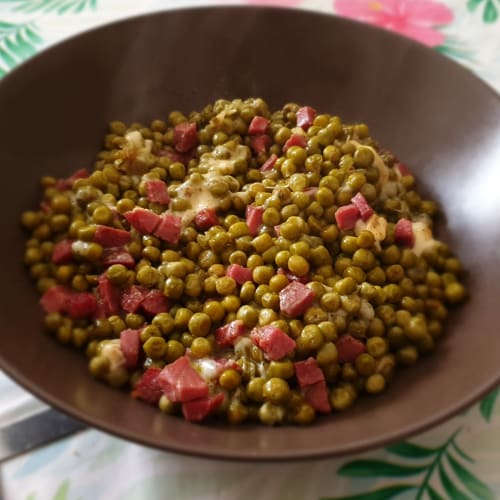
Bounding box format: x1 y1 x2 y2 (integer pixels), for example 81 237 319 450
412 221 438 256
124 130 153 163
101 340 126 373
171 144 248 225
355 214 387 244
192 358 219 381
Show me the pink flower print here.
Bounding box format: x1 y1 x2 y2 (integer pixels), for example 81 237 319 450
246 0 304 6
334 0 453 47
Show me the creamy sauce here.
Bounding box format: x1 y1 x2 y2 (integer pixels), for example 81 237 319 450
171 144 248 225
350 140 390 193
359 300 375 321
354 213 387 244
234 336 253 357
412 221 438 256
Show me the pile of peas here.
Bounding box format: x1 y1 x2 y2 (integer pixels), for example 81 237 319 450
20 98 466 425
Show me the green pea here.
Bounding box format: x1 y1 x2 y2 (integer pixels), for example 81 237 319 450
188 312 211 337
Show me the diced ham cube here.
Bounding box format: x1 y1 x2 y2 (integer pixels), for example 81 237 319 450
296 106 317 130
52 239 74 264
248 116 269 135
121 285 148 313
283 134 307 153
174 122 198 153
102 247 135 268
274 225 281 237
279 281 316 318
250 325 296 361
294 358 324 387
93 225 131 247
335 204 361 230
260 153 278 172
158 356 209 403
351 192 374 221
56 168 89 191
336 335 366 363
142 289 169 316
250 134 271 155
154 213 182 245
66 292 97 319
182 393 225 422
226 264 253 285
40 285 71 314
124 207 162 235
120 328 141 369
131 367 163 405
145 180 170 205
194 208 219 231
396 163 412 176
215 320 246 347
158 148 194 166
394 218 415 247
245 205 264 237
302 381 331 414
97 275 121 316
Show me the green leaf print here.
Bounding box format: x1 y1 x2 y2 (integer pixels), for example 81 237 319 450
0 21 42 74
446 452 494 499
480 387 499 421
386 442 437 459
320 484 417 500
438 463 469 500
0 0 97 14
53 479 70 500
465 0 499 23
426 485 445 500
338 460 427 478
328 429 493 500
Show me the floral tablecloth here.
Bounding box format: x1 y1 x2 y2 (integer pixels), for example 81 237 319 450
0 1 499 499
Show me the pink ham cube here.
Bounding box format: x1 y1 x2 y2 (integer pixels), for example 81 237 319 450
336 335 366 363
182 393 225 422
245 205 264 237
351 192 374 221
131 367 163 405
250 325 296 361
120 328 141 369
226 264 253 285
158 356 209 403
335 204 361 230
296 106 317 130
124 207 162 235
141 289 169 316
194 208 219 231
65 292 97 319
121 285 148 313
102 247 135 268
154 213 182 245
283 134 307 153
250 134 271 155
145 180 170 205
394 218 414 247
279 281 316 317
294 358 325 387
93 225 131 247
215 320 246 347
97 274 121 316
302 381 331 414
248 116 269 135
260 153 278 172
51 239 74 264
174 122 198 153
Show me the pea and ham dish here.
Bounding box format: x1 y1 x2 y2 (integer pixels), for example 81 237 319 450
21 98 467 425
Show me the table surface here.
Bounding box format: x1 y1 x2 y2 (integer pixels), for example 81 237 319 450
1 1 499 499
